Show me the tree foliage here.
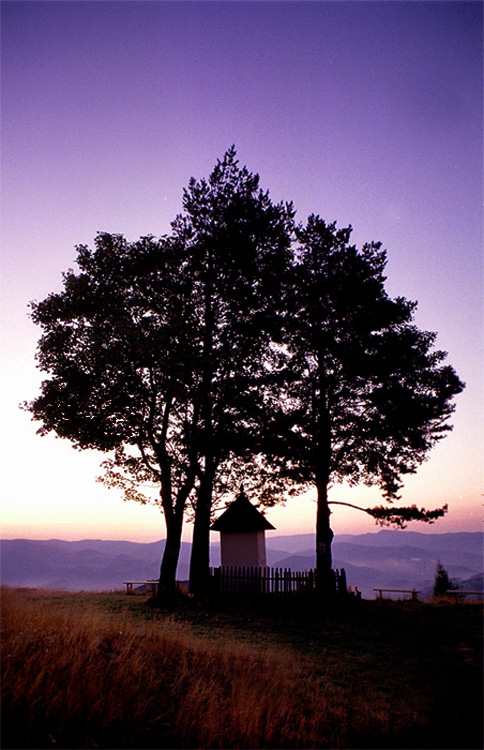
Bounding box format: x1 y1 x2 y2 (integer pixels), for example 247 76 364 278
27 232 204 591
328 501 449 528
433 560 456 596
263 215 465 582
25 149 465 597
26 148 296 594
168 146 295 592
272 215 463 498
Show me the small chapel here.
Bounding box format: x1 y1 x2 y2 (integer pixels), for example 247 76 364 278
211 486 275 568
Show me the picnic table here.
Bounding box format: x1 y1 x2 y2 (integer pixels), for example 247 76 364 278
123 580 158 595
373 588 420 601
446 590 484 603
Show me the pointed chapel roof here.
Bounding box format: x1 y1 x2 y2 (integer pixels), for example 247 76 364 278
211 488 276 533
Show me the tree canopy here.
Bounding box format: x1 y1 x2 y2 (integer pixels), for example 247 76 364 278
26 148 295 594
262 214 464 584
26 148 465 597
168 146 295 593
28 232 206 591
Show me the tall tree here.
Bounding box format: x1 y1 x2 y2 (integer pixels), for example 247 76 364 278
26 157 464 601
25 233 203 595
267 215 465 591
25 149 294 598
170 147 295 595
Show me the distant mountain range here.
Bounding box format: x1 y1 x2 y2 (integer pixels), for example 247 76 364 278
1 531 482 599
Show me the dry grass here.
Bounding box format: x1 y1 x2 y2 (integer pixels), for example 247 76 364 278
1 587 482 749
0 587 344 748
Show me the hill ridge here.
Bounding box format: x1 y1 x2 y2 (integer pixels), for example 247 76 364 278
2 531 482 598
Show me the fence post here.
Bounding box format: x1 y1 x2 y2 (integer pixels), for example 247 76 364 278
339 568 348 597
212 567 220 595
210 566 347 598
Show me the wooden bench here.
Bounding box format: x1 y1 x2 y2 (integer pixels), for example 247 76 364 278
446 590 484 603
123 580 158 595
373 588 420 601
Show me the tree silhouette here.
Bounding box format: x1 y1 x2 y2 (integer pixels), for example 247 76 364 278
25 149 295 597
170 147 294 594
25 233 204 594
26 153 465 599
433 560 456 597
265 215 465 591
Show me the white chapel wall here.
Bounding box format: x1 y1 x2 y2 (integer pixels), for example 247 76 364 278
220 530 267 567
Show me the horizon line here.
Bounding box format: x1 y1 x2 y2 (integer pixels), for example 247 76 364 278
1 528 482 544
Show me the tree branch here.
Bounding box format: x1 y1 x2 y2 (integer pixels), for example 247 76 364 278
328 500 448 529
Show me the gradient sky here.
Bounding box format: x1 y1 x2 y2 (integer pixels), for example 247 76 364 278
1 1 482 543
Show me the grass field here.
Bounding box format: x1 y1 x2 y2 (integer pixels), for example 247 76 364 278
1 586 482 749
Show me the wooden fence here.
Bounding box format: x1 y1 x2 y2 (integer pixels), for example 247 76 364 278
209 566 347 597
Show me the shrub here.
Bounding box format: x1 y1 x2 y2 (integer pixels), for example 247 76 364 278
433 560 456 597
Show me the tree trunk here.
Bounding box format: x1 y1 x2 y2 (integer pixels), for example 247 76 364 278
189 473 213 597
189 243 215 598
315 478 334 596
158 508 183 596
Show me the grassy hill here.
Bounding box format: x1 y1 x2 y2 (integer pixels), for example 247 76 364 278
1 586 482 749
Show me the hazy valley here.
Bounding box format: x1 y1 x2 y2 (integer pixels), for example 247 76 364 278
1 530 482 598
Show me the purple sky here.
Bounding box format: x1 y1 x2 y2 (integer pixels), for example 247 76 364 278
1 1 482 541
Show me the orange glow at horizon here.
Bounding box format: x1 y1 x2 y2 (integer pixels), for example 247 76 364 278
1 357 482 544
